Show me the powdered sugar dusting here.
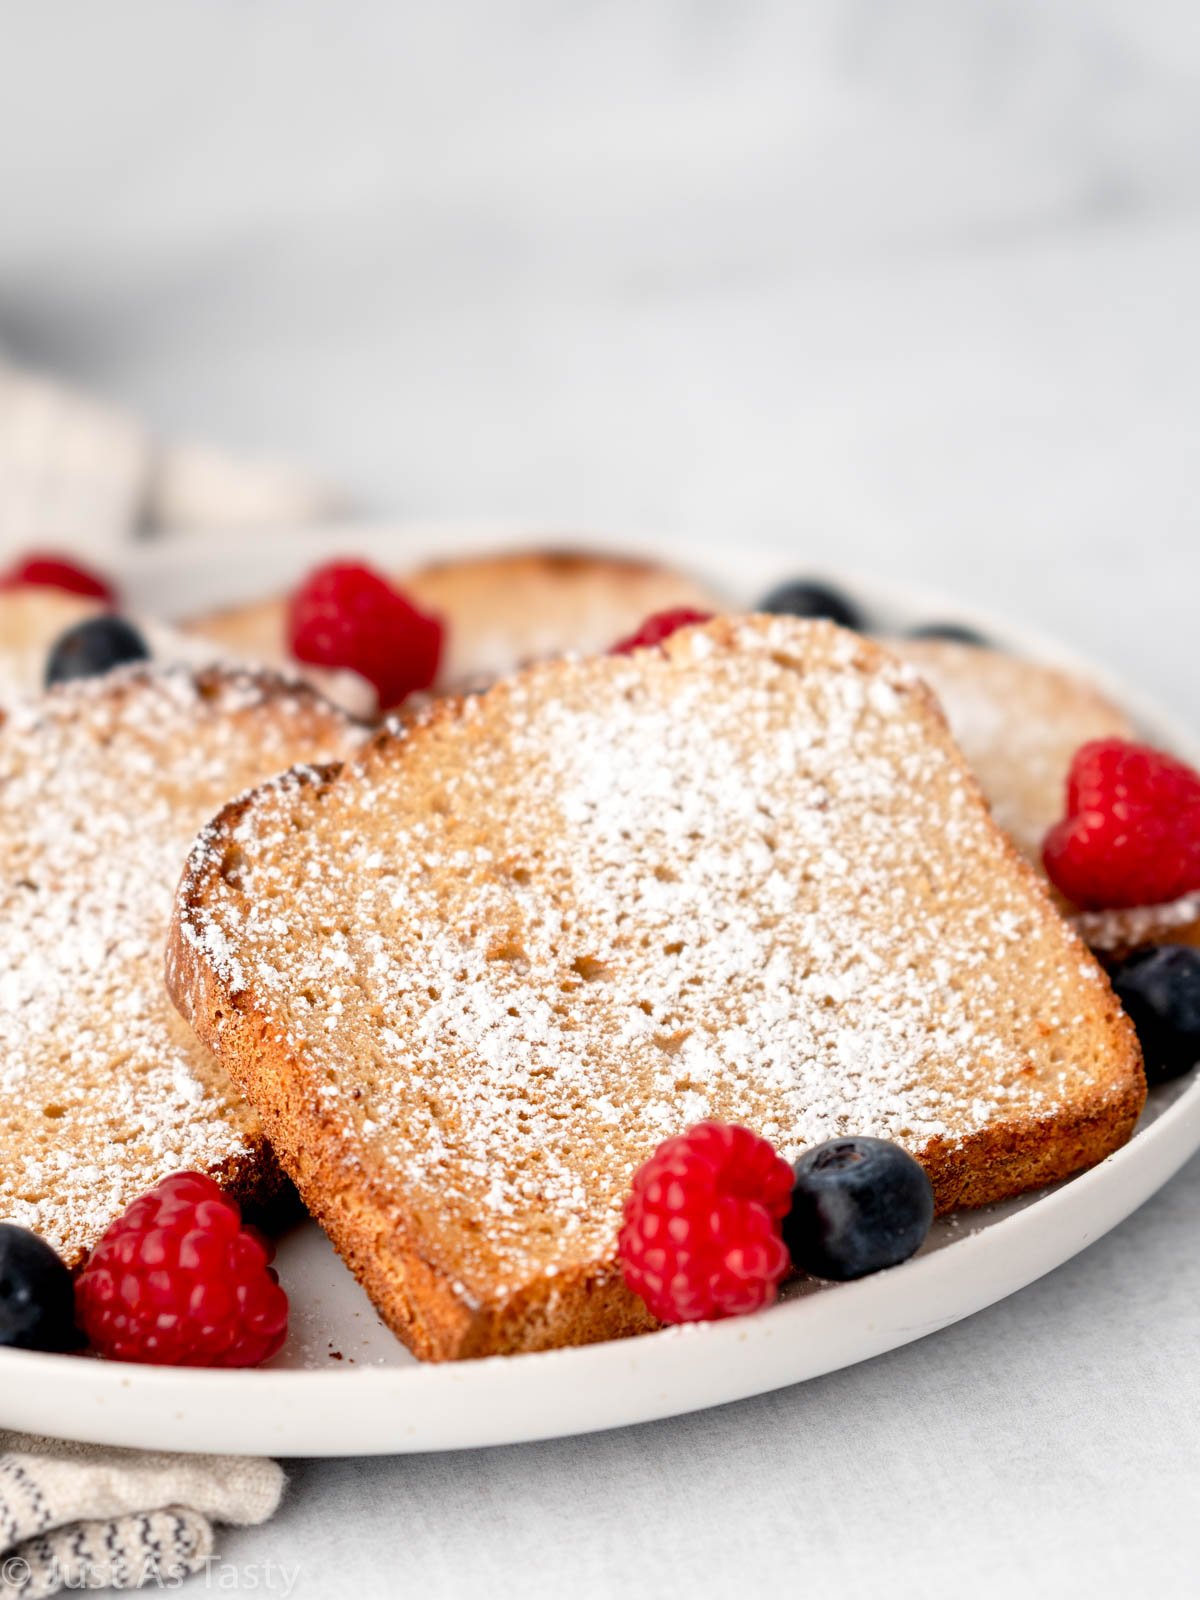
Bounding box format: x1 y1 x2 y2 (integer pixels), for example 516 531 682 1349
0 664 358 1263
891 638 1134 862
179 618 1127 1302
1073 892 1200 953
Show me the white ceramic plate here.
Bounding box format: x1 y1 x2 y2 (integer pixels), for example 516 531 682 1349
2 524 1198 1457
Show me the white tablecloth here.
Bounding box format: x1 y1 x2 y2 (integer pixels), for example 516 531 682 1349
225 1154 1200 1596
1 3 1197 1594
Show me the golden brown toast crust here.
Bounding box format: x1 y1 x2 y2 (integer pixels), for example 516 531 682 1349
167 763 659 1359
0 664 361 1266
168 620 1144 1360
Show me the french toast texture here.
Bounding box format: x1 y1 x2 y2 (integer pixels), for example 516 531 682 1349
0 665 360 1266
168 618 1145 1360
892 638 1200 949
186 547 726 705
889 638 1136 865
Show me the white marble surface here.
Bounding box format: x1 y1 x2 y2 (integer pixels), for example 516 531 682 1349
2 3 1199 1595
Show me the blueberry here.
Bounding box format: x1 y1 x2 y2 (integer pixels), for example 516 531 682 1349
1108 944 1200 1086
0 1224 81 1352
907 622 991 647
756 580 865 631
783 1136 934 1281
45 616 150 688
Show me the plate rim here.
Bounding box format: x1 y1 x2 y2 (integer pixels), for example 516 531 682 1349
3 522 1198 1455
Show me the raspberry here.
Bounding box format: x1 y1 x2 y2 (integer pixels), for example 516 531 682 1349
609 607 713 655
287 561 443 710
75 1173 288 1367
1043 739 1200 910
618 1121 793 1324
0 551 115 603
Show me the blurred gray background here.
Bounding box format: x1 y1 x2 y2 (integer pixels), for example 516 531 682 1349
2 7 1199 1596
2 3 1196 588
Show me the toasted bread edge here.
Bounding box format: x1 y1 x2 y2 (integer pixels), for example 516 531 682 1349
166 761 659 1359
166 634 1147 1360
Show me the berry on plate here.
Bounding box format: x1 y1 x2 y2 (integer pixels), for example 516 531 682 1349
609 607 714 655
75 1172 288 1367
0 1224 81 1353
782 1136 934 1282
44 616 150 686
906 621 991 647
755 579 864 630
618 1121 793 1324
1043 739 1200 909
1107 944 1200 1086
287 560 443 710
0 551 116 604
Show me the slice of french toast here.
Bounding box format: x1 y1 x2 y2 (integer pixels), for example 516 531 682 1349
890 638 1200 950
168 618 1144 1361
185 547 726 709
0 665 361 1266
888 638 1136 865
402 549 725 687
